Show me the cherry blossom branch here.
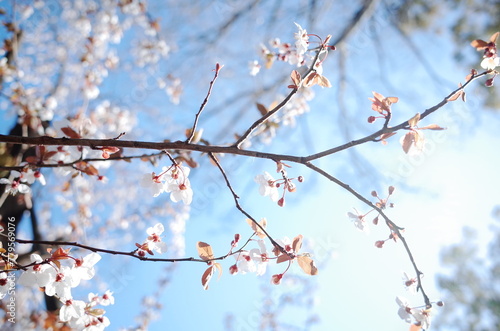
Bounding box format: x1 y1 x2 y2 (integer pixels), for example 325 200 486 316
186 63 222 144
207 152 289 256
11 236 256 265
0 71 488 168
0 134 307 163
232 38 330 149
304 161 431 308
304 70 489 161
0 151 166 171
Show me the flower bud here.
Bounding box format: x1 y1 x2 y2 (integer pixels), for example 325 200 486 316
278 197 285 207
229 264 238 275
388 186 395 195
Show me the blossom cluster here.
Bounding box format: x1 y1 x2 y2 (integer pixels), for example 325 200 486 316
0 247 113 330
254 163 303 207
225 218 317 287
249 22 310 76
0 169 46 195
141 163 193 205
471 31 499 87
135 223 168 256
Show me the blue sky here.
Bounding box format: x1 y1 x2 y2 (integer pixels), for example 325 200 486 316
1 1 499 330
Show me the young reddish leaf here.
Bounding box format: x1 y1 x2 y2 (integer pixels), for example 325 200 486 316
245 218 267 239
409 324 422 331
197 241 214 261
318 75 332 88
276 253 292 264
290 69 301 86
419 124 446 130
407 113 420 127
401 131 415 154
297 255 318 276
303 72 318 87
100 146 120 159
213 262 223 280
201 266 215 290
256 103 268 116
470 39 488 49
386 96 399 104
292 234 303 253
489 31 499 43
447 90 463 101
60 126 81 139
201 263 222 290
75 161 99 176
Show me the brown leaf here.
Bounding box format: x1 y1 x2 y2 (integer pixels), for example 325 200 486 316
75 161 99 176
201 266 215 290
60 126 81 139
490 31 499 43
461 91 467 102
303 72 318 87
256 103 268 116
407 113 420 127
276 253 292 264
470 39 488 49
318 75 332 88
447 90 463 101
290 70 301 86
197 241 214 261
292 234 303 253
409 324 422 331
213 262 223 280
246 218 267 239
419 124 446 130
402 131 415 154
386 96 399 104
297 255 318 275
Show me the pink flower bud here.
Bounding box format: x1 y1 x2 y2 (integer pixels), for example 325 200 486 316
375 240 385 248
271 274 283 285
278 197 285 207
229 264 238 275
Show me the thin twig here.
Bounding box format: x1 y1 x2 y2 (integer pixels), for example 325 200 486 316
186 63 223 143
207 152 289 256
232 40 329 149
10 236 256 265
304 161 431 308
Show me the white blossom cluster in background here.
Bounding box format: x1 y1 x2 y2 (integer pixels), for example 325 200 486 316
0 248 114 330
